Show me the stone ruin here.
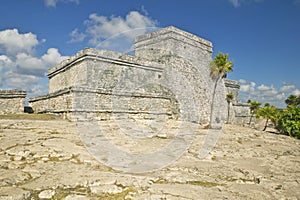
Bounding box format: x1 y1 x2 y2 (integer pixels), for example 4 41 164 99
28 26 249 125
0 90 26 114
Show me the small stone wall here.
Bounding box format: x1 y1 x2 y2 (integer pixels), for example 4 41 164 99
30 86 176 121
0 90 26 114
224 79 251 124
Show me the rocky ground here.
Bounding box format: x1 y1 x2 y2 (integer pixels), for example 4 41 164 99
0 117 299 200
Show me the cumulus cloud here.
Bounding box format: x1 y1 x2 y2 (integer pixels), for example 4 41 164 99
0 28 68 96
44 0 79 7
239 79 300 107
69 28 86 43
0 29 39 56
70 10 158 52
41 48 69 67
239 79 256 93
280 83 296 92
4 71 40 88
229 0 263 7
293 89 300 96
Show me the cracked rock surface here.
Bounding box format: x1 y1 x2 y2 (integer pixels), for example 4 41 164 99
0 118 299 199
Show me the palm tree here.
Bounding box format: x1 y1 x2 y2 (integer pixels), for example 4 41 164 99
209 53 233 128
257 103 277 131
226 93 234 124
248 100 261 126
285 94 300 108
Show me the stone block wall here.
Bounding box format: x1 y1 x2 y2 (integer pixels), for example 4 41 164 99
30 48 179 121
0 90 26 114
135 26 226 125
29 88 72 114
224 79 250 124
29 26 247 125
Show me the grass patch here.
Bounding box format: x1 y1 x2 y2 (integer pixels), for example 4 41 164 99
186 180 224 187
155 178 224 188
0 114 57 120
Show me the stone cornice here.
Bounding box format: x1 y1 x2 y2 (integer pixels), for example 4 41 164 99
48 49 164 78
0 90 26 98
135 26 213 53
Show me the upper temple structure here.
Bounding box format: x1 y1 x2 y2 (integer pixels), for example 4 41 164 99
28 26 249 125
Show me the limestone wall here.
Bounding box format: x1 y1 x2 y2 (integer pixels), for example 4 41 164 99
0 90 26 114
29 88 72 114
224 79 240 104
29 26 246 125
135 26 225 125
224 79 251 124
30 49 178 120
232 103 251 125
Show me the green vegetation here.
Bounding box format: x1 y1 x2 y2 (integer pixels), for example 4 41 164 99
247 100 261 126
210 53 233 128
249 94 300 139
276 95 300 139
226 93 234 124
256 103 278 131
0 113 57 120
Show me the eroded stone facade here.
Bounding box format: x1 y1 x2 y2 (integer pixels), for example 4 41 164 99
29 26 248 124
224 79 250 124
0 90 26 114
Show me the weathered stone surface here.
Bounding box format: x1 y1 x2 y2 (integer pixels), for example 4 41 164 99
38 190 55 199
0 119 299 199
90 185 123 195
28 26 245 125
0 187 30 200
0 90 26 114
64 195 90 200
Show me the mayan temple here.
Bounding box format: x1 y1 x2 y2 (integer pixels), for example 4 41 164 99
28 26 249 125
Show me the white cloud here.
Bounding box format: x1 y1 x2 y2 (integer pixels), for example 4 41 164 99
240 80 255 93
69 28 86 43
257 84 270 91
0 28 68 97
41 48 69 67
15 53 45 76
293 89 300 96
0 29 39 56
12 48 67 77
71 11 157 52
238 79 247 84
280 84 296 92
44 0 79 7
86 11 157 45
4 71 40 88
0 55 13 69
239 80 300 108
229 0 263 8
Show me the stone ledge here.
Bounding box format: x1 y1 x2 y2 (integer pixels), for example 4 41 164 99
48 49 164 78
135 26 213 53
0 90 26 98
29 86 172 103
224 79 240 89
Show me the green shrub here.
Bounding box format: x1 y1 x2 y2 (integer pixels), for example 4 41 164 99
277 106 300 139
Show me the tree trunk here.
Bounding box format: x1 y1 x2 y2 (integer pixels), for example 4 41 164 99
227 102 230 124
209 77 220 128
263 118 269 131
249 114 254 127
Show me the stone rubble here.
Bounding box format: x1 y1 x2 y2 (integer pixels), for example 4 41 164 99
0 118 299 199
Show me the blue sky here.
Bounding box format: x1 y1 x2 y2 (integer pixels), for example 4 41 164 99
0 0 299 107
